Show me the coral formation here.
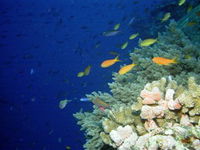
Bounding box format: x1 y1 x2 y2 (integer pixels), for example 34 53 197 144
74 77 200 150
99 77 200 150
73 4 200 150
109 125 138 150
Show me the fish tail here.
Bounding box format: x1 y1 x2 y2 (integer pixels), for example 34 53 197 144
172 57 178 63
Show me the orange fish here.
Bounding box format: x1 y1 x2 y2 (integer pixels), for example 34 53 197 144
118 64 136 75
101 56 120 68
152 57 177 65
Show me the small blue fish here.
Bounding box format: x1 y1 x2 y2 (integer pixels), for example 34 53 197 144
103 30 120 37
128 17 135 25
80 97 90 102
30 68 35 75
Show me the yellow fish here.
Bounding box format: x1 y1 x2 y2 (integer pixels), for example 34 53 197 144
129 33 139 40
152 57 177 65
101 56 120 68
178 0 186 6
161 12 171 22
95 43 101 48
118 64 136 75
84 65 91 76
184 54 192 59
65 146 71 150
196 11 200 16
187 5 193 13
77 71 85 77
109 51 120 56
187 21 197 26
114 23 120 30
59 99 71 109
121 41 128 49
139 38 157 47
77 65 91 77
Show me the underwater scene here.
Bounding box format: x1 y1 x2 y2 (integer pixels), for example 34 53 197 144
1 0 200 150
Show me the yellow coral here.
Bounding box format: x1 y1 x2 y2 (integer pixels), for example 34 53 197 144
102 118 119 133
108 106 135 125
100 132 113 146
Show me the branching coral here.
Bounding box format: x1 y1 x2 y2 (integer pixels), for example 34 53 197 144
73 110 105 150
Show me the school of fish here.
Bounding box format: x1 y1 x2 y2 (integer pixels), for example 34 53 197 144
71 0 199 112
75 0 199 78
76 0 198 79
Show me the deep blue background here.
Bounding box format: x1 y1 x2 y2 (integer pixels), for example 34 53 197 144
0 0 185 149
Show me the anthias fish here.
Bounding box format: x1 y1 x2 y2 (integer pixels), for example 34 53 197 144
101 56 120 68
161 12 171 22
152 57 177 65
121 41 128 49
129 33 139 40
139 38 157 47
77 71 85 77
178 0 186 6
118 64 136 75
113 23 120 30
77 65 91 77
59 99 71 109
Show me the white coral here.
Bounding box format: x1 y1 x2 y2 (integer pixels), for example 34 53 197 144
109 125 138 150
147 135 178 150
165 89 175 101
165 89 181 110
140 105 165 120
192 139 200 150
180 114 192 126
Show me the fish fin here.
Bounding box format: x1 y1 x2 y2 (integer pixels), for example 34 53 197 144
114 56 121 62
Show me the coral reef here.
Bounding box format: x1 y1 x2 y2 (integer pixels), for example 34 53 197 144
73 4 200 150
98 77 200 150
74 77 200 150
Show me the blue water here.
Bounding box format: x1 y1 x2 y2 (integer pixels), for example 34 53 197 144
0 0 195 149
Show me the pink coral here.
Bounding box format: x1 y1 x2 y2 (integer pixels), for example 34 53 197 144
167 99 182 110
140 88 182 121
140 87 162 104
